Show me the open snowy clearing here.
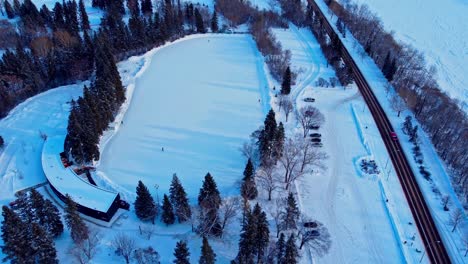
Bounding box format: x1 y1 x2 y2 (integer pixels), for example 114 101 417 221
97 34 268 202
350 0 468 108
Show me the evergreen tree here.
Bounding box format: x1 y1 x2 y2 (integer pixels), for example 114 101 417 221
282 193 300 230
141 0 152 15
284 234 298 264
210 11 218 32
13 0 20 15
4 0 15 19
236 203 269 263
43 199 64 238
0 135 4 148
281 67 291 95
273 122 285 160
194 8 205 33
169 174 192 222
276 233 286 264
11 191 34 223
52 2 65 30
162 194 175 225
199 236 216 264
258 109 278 163
134 180 157 223
79 0 90 31
1 206 31 263
241 158 258 200
64 194 89 244
40 4 52 25
198 173 222 236
173 240 190 264
31 223 58 264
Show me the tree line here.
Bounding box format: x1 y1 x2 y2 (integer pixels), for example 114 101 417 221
325 0 468 207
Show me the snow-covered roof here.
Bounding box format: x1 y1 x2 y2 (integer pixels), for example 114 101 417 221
41 135 118 213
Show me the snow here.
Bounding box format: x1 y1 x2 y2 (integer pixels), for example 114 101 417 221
265 24 417 263
97 34 268 202
315 0 468 261
41 135 119 213
348 0 468 109
0 84 82 202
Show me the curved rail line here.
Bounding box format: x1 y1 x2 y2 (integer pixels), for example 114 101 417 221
307 0 451 263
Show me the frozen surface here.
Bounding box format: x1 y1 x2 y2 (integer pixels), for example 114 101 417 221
42 135 118 212
350 0 468 108
97 35 267 201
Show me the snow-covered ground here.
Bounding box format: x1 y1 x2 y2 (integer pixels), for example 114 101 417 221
0 85 83 202
315 0 468 262
349 0 468 108
96 34 268 202
267 24 427 263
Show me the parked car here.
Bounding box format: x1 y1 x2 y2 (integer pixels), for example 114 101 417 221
390 131 398 141
310 133 321 138
308 125 320 130
312 142 323 147
311 138 322 143
304 97 315 102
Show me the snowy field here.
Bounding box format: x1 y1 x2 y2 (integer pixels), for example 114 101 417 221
350 0 468 108
315 0 468 261
268 24 411 263
97 34 268 202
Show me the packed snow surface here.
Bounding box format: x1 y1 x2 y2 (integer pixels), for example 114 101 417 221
351 0 468 107
97 35 267 201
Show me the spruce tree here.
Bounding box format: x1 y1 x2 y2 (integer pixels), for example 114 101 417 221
236 208 255 263
253 203 269 262
169 174 192 222
13 0 20 15
198 173 222 236
78 0 90 31
64 194 89 244
259 109 277 163
173 240 190 264
141 0 152 15
134 180 157 223
162 194 175 225
194 8 205 33
276 233 286 263
1 206 31 263
281 67 291 95
31 223 59 264
241 158 258 200
273 122 285 160
210 11 218 32
282 193 300 230
4 1 15 19
11 191 34 223
284 234 298 264
199 236 216 264
43 199 64 238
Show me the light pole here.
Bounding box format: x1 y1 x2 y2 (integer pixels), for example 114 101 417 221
419 240 441 263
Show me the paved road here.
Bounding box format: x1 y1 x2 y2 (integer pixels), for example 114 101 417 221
308 0 451 263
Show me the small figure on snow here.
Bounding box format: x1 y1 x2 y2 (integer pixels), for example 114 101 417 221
162 147 164 152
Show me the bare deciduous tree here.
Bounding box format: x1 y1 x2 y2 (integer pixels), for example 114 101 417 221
69 228 100 264
257 163 282 201
139 224 155 240
272 199 285 238
220 197 240 236
112 233 136 264
278 137 302 190
390 94 406 117
298 138 327 173
448 208 464 232
298 217 331 256
298 106 325 138
134 246 160 264
279 95 294 122
441 195 450 211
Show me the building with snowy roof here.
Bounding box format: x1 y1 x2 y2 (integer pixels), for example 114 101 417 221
42 135 122 222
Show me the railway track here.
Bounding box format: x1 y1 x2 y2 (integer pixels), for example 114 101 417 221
307 0 451 263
